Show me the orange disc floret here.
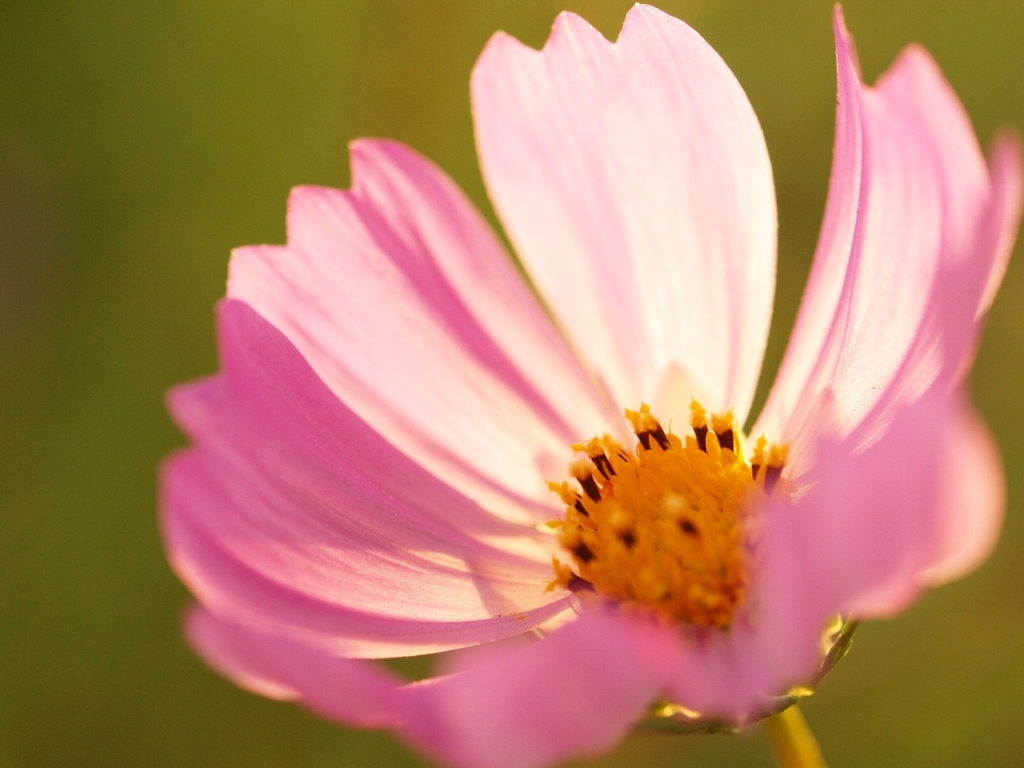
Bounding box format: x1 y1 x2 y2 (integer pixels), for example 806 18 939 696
550 402 788 628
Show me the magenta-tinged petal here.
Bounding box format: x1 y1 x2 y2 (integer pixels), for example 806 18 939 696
915 395 1004 586
228 140 613 525
186 607 404 728
162 301 572 658
756 8 1023 472
765 389 996 627
471 4 776 426
402 610 666 768
190 604 668 768
653 609 822 720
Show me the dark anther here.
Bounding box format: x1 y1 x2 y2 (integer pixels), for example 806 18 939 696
567 575 595 593
716 429 734 452
652 424 671 450
694 425 708 452
637 431 652 450
592 453 616 480
578 473 602 502
621 530 636 547
751 463 762 481
572 543 595 562
764 465 783 494
573 499 589 517
680 519 699 536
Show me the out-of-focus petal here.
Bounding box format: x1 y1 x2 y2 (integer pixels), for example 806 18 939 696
915 393 1004 586
975 133 1024 320
163 301 572 658
653 607 821 720
472 4 776 426
765 388 996 626
186 606 404 727
190 604 668 768
402 610 666 768
756 8 1023 474
229 140 613 525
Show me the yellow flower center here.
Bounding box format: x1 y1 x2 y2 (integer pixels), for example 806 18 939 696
548 401 787 628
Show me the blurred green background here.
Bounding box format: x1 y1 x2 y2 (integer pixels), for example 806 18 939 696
2 1 1023 766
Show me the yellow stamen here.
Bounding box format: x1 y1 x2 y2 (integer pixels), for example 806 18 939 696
549 401 788 628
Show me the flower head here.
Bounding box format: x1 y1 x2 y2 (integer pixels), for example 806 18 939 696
161 5 1022 768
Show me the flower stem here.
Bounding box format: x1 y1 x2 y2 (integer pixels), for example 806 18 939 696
763 704 828 768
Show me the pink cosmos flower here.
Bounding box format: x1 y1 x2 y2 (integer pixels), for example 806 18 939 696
161 5 1022 768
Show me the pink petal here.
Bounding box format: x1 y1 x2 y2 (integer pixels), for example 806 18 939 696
228 140 613 525
915 393 1004 586
186 606 404 728
756 8 1023 473
402 609 667 768
163 301 572 658
968 131 1024 342
653 608 820 719
765 388 997 627
471 4 776 426
189 604 667 768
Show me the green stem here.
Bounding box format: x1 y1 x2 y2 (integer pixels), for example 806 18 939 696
763 704 828 768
